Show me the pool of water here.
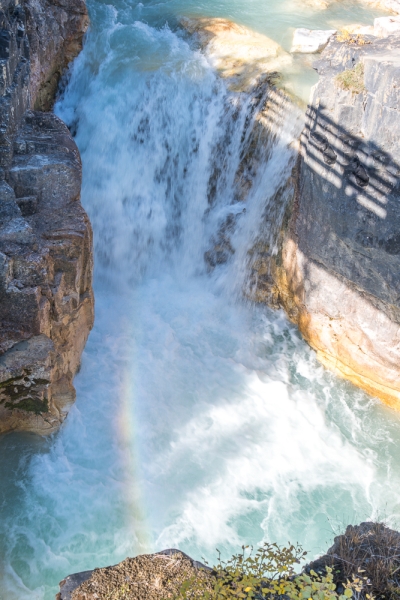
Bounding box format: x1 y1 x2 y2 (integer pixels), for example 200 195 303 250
0 1 398 599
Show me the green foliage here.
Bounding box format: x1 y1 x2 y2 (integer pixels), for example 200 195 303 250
334 63 365 95
175 543 374 600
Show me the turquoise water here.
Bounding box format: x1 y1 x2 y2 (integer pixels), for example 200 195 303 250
0 1 398 599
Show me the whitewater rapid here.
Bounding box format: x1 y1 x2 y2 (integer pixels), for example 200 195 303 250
1 1 400 599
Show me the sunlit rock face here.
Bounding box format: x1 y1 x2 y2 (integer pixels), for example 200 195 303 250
0 0 93 434
374 15 400 36
181 17 292 91
341 24 375 35
290 29 337 54
269 35 400 408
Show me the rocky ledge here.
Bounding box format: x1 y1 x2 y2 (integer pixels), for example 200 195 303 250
57 522 400 599
0 0 93 434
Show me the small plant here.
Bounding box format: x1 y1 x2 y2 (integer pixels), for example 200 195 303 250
335 63 365 94
176 542 373 600
336 30 369 45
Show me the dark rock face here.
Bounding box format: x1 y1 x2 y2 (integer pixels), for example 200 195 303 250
271 34 400 408
0 0 93 434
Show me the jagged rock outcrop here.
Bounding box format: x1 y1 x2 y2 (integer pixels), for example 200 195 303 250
266 34 400 408
0 0 93 434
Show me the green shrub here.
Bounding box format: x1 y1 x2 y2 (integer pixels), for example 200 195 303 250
176 542 373 600
336 30 369 46
335 63 365 94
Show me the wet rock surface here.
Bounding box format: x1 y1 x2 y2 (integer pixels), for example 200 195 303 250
268 34 400 407
0 0 93 434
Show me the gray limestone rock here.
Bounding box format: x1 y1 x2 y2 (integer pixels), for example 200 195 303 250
274 34 400 407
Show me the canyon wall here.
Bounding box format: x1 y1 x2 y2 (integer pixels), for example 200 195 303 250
267 34 400 408
0 0 93 434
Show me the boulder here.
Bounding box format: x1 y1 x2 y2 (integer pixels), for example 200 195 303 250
290 28 337 53
374 15 400 37
181 17 292 91
57 550 211 600
360 0 400 12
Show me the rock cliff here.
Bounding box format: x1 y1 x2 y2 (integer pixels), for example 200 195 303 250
0 0 93 434
267 34 400 408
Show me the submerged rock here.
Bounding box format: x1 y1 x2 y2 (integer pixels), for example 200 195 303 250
290 28 337 53
181 17 292 91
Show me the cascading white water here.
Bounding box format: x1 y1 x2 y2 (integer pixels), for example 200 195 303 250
1 1 400 599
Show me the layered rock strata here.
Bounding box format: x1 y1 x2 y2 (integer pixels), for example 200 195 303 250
0 0 93 434
266 35 400 408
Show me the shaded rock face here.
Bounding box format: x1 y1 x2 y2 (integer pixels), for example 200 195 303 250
267 35 400 408
0 0 93 434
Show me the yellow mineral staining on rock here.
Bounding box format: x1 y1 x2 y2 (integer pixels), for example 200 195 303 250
274 238 400 411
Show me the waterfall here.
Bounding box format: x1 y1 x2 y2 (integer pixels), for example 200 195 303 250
1 3 400 600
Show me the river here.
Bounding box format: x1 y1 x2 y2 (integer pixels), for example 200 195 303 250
1 0 400 598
